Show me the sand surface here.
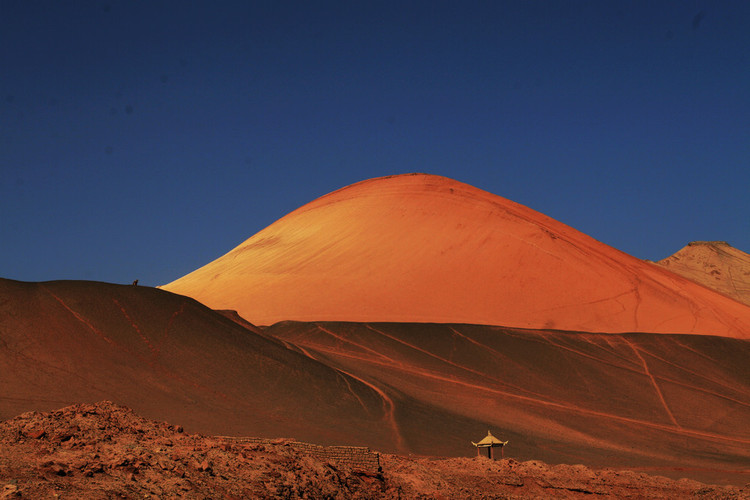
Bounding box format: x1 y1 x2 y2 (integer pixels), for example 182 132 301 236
162 173 750 337
2 279 748 486
269 321 750 486
0 279 393 448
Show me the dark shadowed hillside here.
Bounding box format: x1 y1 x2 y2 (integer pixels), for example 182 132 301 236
0 279 396 448
2 279 749 486
267 321 750 485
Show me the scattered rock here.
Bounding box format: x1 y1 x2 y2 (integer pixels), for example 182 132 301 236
24 428 45 440
0 402 746 499
1 483 21 499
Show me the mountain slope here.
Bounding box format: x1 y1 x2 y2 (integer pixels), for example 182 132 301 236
654 241 750 306
0 279 396 448
267 321 750 485
2 279 748 484
162 174 750 337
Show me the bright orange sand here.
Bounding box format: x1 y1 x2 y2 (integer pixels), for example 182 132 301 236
162 173 750 337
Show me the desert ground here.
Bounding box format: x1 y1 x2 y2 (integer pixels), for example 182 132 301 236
1 402 747 499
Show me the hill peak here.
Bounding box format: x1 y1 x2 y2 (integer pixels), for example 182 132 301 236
307 173 497 206
162 175 750 337
655 241 750 306
687 240 732 247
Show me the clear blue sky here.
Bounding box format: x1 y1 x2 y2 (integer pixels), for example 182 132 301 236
2 1 749 286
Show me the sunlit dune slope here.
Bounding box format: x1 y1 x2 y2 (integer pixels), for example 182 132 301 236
0 279 396 448
163 173 750 337
268 321 750 484
654 241 750 307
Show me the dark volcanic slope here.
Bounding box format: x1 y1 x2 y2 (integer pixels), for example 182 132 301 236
268 321 750 485
0 279 396 448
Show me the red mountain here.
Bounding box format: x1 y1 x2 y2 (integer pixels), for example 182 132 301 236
163 173 750 337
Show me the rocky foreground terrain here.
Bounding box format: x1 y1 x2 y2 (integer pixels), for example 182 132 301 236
0 402 747 499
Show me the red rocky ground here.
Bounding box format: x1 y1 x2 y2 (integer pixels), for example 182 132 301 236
1 402 747 499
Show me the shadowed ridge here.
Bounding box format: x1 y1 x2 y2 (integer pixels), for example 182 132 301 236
0 278 401 450
654 241 750 306
162 174 750 338
214 309 265 334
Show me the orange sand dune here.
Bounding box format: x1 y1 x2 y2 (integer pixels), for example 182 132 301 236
163 174 750 337
654 241 750 307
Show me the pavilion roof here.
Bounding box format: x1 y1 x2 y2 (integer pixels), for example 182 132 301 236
472 430 508 447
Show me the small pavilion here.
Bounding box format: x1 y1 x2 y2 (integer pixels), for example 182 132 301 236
471 430 508 459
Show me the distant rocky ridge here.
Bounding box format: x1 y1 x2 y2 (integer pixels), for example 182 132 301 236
653 241 750 306
1 402 746 499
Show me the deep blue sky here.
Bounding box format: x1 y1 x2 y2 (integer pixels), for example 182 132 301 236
2 1 749 286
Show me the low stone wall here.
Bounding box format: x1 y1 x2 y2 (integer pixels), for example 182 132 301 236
289 441 381 471
218 437 381 472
